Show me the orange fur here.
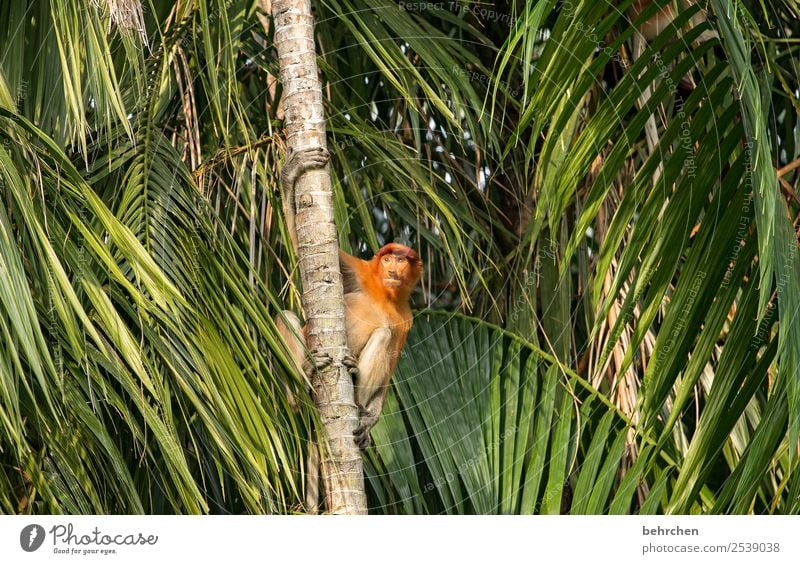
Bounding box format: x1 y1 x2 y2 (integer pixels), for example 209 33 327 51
338 243 422 448
277 242 422 453
339 243 422 375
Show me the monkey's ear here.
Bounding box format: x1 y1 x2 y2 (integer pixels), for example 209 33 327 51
339 250 360 294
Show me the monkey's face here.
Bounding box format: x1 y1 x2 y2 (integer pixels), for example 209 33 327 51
380 253 411 288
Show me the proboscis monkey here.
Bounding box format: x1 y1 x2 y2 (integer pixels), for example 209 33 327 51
276 146 422 510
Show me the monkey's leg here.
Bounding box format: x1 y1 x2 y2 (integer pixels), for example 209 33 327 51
352 328 393 449
280 146 331 252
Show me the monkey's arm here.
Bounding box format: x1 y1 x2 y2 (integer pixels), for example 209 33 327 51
283 148 363 294
280 146 330 251
276 147 343 388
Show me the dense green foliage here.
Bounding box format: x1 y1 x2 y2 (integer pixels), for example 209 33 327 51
0 0 798 514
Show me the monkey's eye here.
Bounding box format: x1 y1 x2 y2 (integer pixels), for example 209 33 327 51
383 256 391 263
397 257 406 263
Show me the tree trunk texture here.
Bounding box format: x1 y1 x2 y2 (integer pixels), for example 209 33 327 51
271 0 367 514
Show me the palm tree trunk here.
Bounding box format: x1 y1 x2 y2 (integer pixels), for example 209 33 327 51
271 0 367 514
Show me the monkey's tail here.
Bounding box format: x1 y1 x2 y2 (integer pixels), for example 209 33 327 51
305 435 320 514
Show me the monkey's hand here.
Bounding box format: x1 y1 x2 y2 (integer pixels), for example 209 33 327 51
354 410 378 449
342 351 359 379
302 349 333 378
303 349 359 379
281 146 330 190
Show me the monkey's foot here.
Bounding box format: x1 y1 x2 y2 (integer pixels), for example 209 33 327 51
281 146 330 189
353 426 371 449
354 411 378 449
302 349 332 376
